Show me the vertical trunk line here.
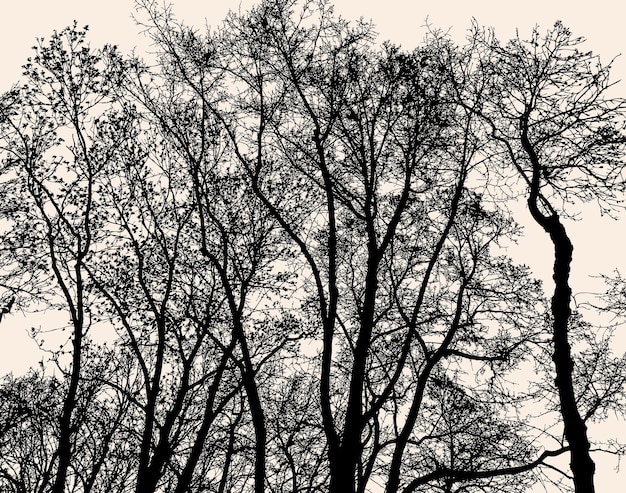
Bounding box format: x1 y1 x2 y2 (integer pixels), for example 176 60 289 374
546 218 595 493
521 119 595 492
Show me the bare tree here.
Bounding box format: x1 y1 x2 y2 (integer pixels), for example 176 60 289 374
458 22 626 493
2 4 626 493
139 2 576 492
0 24 123 492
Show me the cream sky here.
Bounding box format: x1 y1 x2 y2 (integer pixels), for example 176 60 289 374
1 2 625 490
1 1 625 84
1 1 624 351
1 1 624 282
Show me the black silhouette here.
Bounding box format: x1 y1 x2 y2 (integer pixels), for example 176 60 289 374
0 3 624 493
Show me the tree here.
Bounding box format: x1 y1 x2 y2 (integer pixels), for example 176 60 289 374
0 24 125 493
456 22 626 492
139 2 587 492
117 12 305 489
1 3 626 493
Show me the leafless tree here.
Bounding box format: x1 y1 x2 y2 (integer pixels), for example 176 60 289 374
1 4 626 493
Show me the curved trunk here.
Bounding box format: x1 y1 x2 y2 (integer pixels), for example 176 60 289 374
529 211 595 493
521 123 595 493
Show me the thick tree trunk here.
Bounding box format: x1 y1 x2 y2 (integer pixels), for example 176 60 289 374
521 120 595 492
135 392 161 493
329 249 379 493
329 453 357 493
534 213 595 493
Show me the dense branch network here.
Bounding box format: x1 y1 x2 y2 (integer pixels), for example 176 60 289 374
0 2 625 493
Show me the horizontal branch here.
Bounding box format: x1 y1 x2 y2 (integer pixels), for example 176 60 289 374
403 447 570 493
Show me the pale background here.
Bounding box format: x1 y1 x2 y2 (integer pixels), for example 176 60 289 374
0 1 625 490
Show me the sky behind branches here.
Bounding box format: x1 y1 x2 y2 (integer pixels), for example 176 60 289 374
1 1 624 287
1 2 625 491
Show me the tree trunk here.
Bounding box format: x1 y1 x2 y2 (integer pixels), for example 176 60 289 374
330 244 379 493
51 324 82 493
521 121 595 493
329 452 357 493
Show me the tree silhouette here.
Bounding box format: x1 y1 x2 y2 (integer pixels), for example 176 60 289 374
454 22 626 492
1 2 625 493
